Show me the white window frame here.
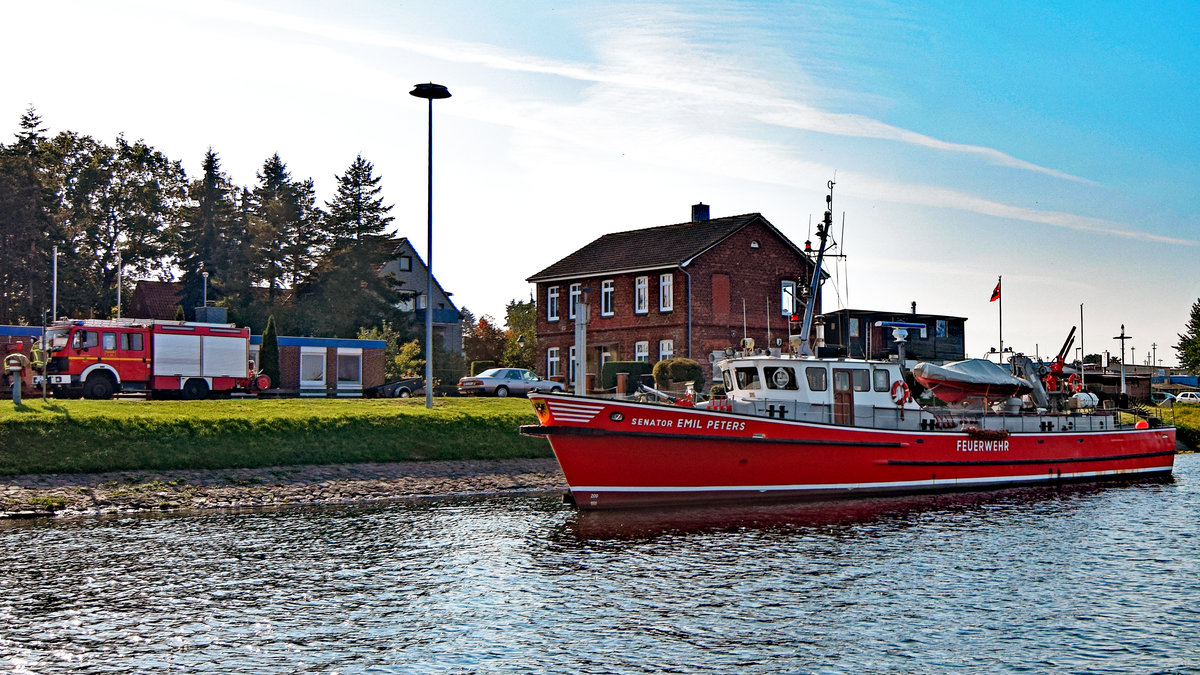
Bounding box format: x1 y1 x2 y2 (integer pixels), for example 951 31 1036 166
300 346 326 390
601 280 614 317
659 339 674 361
781 280 797 316
547 347 560 378
547 286 559 322
634 276 649 314
659 273 673 312
336 347 363 394
568 283 582 320
634 341 649 362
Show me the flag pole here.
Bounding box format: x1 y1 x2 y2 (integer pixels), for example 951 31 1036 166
997 276 1003 359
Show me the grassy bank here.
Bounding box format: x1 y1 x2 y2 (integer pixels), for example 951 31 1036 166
0 398 547 476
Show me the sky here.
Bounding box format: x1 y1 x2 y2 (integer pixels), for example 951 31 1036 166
2 0 1197 366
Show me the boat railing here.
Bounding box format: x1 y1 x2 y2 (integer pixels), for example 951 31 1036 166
736 397 1173 433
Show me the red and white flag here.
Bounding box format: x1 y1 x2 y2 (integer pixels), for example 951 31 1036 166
990 280 1001 302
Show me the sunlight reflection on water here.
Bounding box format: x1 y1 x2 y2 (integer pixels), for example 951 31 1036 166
2 454 1198 673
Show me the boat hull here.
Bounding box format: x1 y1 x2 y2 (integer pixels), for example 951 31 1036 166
524 393 1176 510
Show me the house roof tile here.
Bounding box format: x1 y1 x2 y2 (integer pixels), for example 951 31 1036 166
527 213 793 282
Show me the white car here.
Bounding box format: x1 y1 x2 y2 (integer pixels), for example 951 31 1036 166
1175 391 1200 404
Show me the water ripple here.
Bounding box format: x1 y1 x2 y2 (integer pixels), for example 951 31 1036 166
2 455 1199 673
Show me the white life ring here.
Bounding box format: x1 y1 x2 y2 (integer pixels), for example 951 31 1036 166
890 380 910 405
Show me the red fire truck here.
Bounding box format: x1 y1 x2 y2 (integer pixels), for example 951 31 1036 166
33 319 268 399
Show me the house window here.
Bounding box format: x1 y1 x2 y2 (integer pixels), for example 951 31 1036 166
337 349 362 390
781 281 797 316
659 273 673 312
601 280 614 316
849 317 860 338
547 287 559 321
397 294 415 312
634 341 649 362
568 345 577 384
659 339 674 361
398 256 412 272
300 347 326 388
568 283 582 320
634 277 649 314
547 347 560 378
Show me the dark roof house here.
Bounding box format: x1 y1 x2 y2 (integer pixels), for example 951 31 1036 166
528 204 820 388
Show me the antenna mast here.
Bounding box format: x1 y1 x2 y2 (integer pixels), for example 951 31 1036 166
797 179 834 356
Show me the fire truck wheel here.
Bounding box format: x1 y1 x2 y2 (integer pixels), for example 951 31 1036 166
83 373 116 400
182 378 210 400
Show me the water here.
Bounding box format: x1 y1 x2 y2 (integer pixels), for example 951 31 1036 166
3 455 1199 674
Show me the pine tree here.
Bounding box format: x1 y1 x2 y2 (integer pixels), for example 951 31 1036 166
326 155 393 248
1175 299 1200 375
177 148 240 317
260 314 280 388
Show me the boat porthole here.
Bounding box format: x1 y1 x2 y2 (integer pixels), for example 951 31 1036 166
609 412 624 422
771 369 791 388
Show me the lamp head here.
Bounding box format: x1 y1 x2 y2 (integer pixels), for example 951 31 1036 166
410 83 451 100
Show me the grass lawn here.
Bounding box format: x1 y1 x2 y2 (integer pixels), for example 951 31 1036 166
0 397 547 475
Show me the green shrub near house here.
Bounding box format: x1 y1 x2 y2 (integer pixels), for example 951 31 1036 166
600 361 653 393
652 358 705 391
0 398 547 476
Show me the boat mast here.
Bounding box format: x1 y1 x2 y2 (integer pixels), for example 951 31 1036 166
797 179 834 357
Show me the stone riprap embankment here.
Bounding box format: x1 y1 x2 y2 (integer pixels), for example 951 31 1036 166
0 458 566 519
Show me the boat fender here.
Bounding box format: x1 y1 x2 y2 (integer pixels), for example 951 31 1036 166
890 380 910 405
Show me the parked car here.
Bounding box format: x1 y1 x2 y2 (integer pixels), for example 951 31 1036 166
1151 392 1176 407
1175 391 1200 404
457 368 564 397
366 377 424 398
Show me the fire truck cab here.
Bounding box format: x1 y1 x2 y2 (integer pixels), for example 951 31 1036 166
35 319 255 399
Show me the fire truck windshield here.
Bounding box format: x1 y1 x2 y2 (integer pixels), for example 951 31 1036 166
46 328 71 352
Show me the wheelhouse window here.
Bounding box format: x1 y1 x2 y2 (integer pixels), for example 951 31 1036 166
601 280 614 316
659 339 673 361
873 369 890 392
568 283 582 320
852 370 870 392
634 341 649 362
765 365 799 390
849 318 860 338
735 367 761 390
659 273 673 312
547 347 560 377
806 367 828 391
634 276 649 314
781 281 797 316
547 287 559 321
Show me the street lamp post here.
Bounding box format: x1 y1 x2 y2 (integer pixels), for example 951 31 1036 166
202 271 209 309
410 82 451 409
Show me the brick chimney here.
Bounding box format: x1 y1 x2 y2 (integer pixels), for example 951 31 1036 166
691 203 710 222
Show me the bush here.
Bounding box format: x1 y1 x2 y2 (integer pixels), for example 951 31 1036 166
600 361 653 393
471 360 496 376
652 358 705 390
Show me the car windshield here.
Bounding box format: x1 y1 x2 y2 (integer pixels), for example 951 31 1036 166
477 368 504 378
45 328 71 352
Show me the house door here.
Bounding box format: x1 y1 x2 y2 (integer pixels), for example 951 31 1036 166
833 368 854 426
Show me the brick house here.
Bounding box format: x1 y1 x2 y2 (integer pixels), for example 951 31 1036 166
527 204 819 388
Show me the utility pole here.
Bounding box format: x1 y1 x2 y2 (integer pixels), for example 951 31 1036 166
1113 324 1130 397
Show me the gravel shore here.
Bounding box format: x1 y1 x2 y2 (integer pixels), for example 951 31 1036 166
0 458 567 519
